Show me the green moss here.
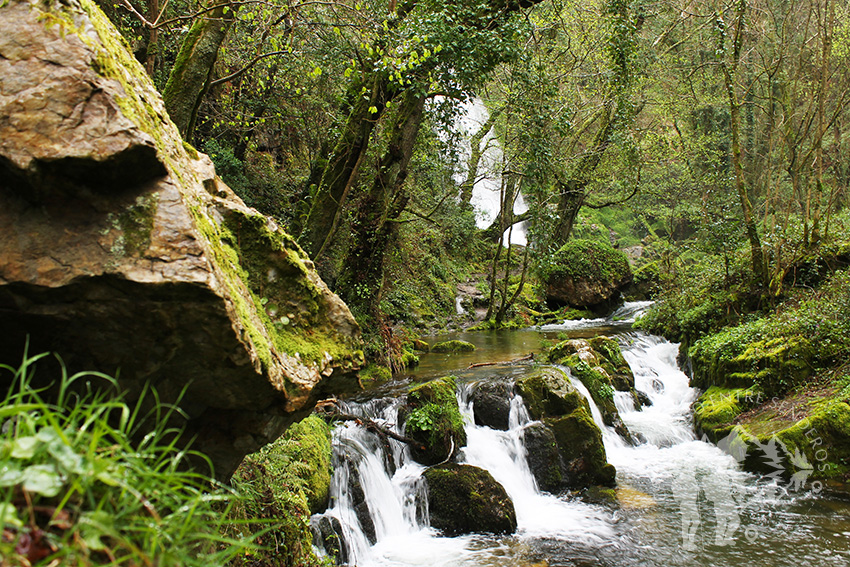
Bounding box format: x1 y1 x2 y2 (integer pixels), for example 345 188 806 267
422 464 517 536
694 386 762 442
516 366 588 420
280 415 333 513
542 239 632 284
115 193 159 256
546 407 616 487
431 340 476 353
359 363 392 384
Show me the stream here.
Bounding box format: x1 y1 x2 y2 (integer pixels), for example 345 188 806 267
312 303 850 566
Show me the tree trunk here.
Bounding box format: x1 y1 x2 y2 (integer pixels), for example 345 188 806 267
721 0 767 289
551 102 615 247
297 75 396 260
338 90 427 323
162 2 237 138
460 107 502 206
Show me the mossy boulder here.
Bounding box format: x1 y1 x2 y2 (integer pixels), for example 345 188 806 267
690 334 815 397
516 367 588 420
403 376 467 465
522 422 565 492
359 363 392 385
548 339 633 440
431 340 476 354
546 408 617 488
470 380 514 431
693 386 763 442
422 463 517 536
281 415 333 513
0 0 363 480
697 380 850 486
543 239 633 312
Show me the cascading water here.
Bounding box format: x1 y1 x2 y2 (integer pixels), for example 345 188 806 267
313 304 850 566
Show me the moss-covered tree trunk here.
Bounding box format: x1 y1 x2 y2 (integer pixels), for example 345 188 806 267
460 107 501 207
551 102 615 247
337 89 426 324
162 2 237 138
297 75 396 260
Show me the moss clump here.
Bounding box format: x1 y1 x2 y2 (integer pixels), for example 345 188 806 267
359 363 392 385
693 386 763 442
588 336 635 390
546 407 616 488
543 239 632 283
225 414 334 566
516 366 588 420
431 340 476 354
690 330 814 397
422 463 517 536
280 415 333 513
404 376 467 465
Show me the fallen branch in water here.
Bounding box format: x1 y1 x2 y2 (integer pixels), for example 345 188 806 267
467 353 534 369
316 402 425 450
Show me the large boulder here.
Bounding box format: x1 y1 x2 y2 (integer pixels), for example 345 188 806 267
516 366 617 489
515 367 588 420
546 409 617 487
543 239 632 313
422 464 517 536
403 376 467 465
469 380 513 430
0 0 363 479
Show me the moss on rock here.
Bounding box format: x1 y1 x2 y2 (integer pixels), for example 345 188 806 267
280 415 333 513
543 239 633 311
516 366 588 420
690 332 815 397
431 340 476 354
359 363 392 385
422 463 517 536
546 407 617 488
403 377 467 465
693 386 763 442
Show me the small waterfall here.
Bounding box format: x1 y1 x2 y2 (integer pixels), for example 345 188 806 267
538 300 653 331
557 365 628 450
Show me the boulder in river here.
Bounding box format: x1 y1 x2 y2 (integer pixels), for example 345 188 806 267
403 376 467 465
522 422 566 492
546 408 617 488
543 239 632 313
0 0 363 480
516 367 588 420
470 379 514 430
431 340 476 354
423 463 517 536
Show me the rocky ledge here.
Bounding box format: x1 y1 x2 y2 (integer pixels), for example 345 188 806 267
0 0 363 479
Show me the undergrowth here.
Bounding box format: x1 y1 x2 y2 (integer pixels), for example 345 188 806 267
0 351 256 566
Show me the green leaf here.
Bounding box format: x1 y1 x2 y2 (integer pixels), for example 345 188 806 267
22 464 63 497
0 463 24 487
11 436 39 459
79 510 114 551
368 106 378 114
0 502 23 528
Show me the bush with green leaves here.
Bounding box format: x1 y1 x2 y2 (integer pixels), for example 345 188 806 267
0 352 255 566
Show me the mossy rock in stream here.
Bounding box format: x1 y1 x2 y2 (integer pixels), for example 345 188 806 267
522 422 565 492
516 366 588 420
546 407 617 488
403 376 467 465
423 463 517 536
559 355 632 441
431 340 476 354
470 380 514 431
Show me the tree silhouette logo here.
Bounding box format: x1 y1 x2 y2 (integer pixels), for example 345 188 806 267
672 428 815 550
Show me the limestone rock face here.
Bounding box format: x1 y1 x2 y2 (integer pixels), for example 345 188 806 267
0 0 363 479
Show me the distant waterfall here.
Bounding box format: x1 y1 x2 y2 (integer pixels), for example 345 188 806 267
455 99 527 246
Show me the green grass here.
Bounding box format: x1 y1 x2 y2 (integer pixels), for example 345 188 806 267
0 350 257 566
